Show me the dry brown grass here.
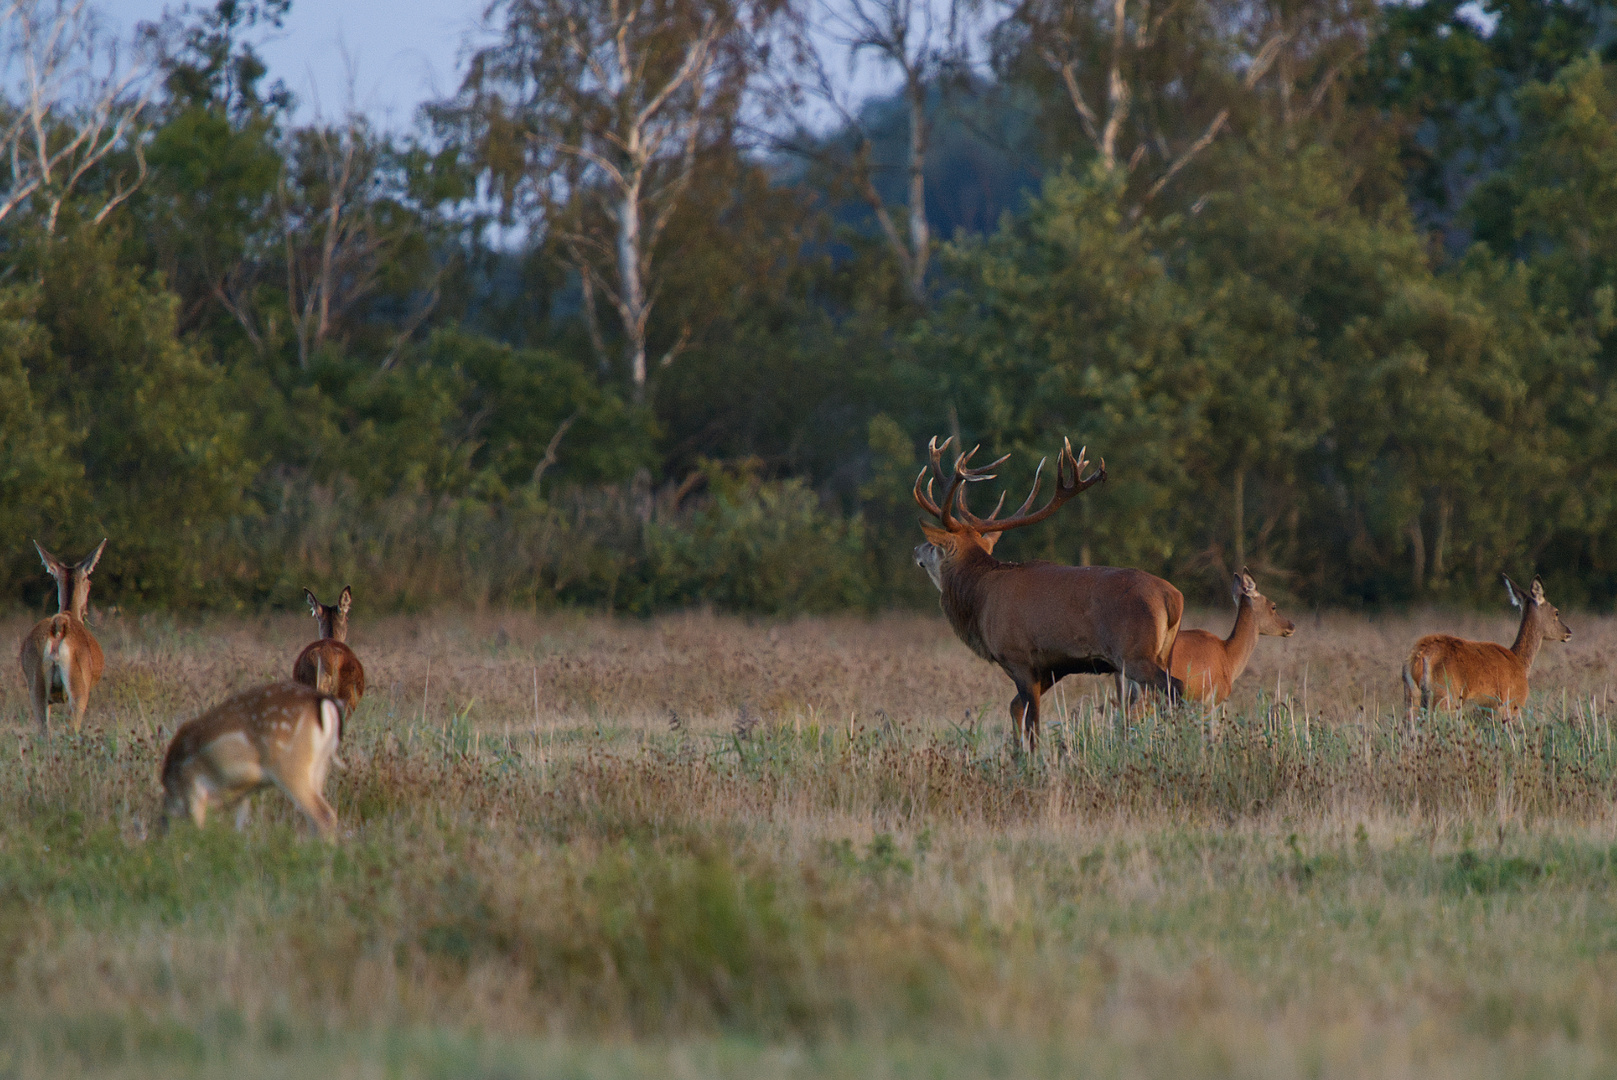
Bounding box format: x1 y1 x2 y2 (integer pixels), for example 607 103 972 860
1 606 1616 1079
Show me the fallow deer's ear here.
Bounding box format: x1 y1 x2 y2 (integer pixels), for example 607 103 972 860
78 538 107 576
33 540 65 578
920 523 951 546
1503 574 1523 609
338 585 353 614
1531 576 1546 604
303 588 322 617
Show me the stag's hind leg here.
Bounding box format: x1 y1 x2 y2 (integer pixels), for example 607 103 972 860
1008 676 1047 757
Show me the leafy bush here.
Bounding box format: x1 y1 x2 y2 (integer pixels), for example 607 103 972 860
640 461 873 615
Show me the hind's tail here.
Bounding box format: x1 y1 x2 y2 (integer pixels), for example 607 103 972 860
1403 649 1428 717
1156 587 1184 671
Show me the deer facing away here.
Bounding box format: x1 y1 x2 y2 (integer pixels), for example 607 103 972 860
914 437 1184 753
292 586 366 714
1170 569 1295 705
18 539 107 732
160 681 345 839
1403 574 1571 723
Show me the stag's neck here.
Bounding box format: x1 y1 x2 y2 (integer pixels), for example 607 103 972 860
1510 608 1544 672
939 546 1002 660
1222 599 1260 682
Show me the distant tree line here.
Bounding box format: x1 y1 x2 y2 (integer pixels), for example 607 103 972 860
1 0 1615 613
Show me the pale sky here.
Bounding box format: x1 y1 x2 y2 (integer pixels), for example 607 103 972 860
98 0 490 127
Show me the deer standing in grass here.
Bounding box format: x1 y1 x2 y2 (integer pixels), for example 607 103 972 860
1171 569 1295 705
160 681 346 839
292 586 366 714
1403 574 1571 723
913 437 1184 753
18 539 107 732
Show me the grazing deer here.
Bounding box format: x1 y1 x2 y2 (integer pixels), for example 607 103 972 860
1403 574 1571 723
1171 569 1295 705
292 586 366 714
18 539 107 733
160 681 345 839
913 437 1184 753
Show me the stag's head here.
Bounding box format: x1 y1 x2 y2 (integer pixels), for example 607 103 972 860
1505 574 1572 642
912 436 1105 589
1234 568 1295 637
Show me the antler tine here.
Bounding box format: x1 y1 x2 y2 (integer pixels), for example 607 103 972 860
955 444 1012 481
913 465 943 518
968 436 1106 534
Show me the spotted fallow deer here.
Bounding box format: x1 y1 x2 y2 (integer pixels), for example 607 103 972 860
1170 569 1295 705
160 681 346 839
18 539 107 732
292 586 366 714
913 437 1184 753
1403 574 1571 723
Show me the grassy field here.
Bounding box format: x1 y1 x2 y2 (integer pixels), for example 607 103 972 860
3 604 1617 1078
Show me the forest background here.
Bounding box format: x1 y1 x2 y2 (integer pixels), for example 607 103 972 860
1 0 1614 616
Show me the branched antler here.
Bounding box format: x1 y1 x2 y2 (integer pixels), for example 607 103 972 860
952 437 1106 534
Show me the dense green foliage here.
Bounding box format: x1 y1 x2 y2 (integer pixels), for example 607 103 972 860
8 0 1617 611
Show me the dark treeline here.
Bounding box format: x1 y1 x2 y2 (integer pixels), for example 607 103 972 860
2 0 1616 613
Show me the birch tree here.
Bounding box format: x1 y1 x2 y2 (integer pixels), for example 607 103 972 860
995 0 1360 209
775 0 980 305
0 0 152 233
454 0 781 404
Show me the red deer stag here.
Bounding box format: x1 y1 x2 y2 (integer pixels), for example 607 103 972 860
160 681 346 839
1170 569 1295 705
18 539 107 732
914 437 1184 752
292 586 366 714
1403 574 1570 723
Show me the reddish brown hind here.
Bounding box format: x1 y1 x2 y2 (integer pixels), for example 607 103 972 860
160 681 345 839
292 586 366 714
1403 574 1571 723
18 539 107 732
1171 569 1295 705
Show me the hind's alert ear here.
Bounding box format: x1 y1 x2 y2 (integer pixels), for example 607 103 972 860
338 585 353 614
303 588 322 617
33 541 64 578
79 538 107 575
1531 576 1546 603
1503 574 1523 609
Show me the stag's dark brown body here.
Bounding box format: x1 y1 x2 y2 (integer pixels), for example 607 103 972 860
941 550 1181 682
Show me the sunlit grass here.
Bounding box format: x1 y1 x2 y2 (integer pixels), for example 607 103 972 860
3 608 1617 1078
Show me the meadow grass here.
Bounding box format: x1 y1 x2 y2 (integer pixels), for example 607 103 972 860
2 606 1617 1078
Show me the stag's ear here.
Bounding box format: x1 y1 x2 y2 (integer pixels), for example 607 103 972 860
920 523 951 546
1531 576 1546 604
978 532 1001 555
1503 574 1523 609
78 538 107 576
303 588 322 617
338 585 353 614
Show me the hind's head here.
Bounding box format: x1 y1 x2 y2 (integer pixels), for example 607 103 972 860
33 539 106 618
303 586 354 642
